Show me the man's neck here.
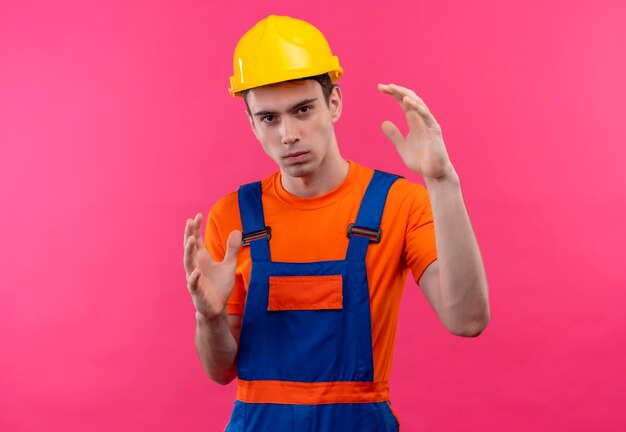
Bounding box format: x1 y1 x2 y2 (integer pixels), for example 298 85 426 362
281 157 350 198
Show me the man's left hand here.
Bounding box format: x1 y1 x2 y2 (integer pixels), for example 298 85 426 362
378 83 454 181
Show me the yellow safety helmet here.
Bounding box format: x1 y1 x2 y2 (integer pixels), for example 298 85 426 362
229 15 343 97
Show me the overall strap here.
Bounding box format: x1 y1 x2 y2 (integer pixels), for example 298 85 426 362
346 170 401 261
238 181 271 262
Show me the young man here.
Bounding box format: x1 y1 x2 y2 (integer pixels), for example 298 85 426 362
183 15 489 431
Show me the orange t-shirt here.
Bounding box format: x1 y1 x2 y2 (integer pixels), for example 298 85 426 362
205 160 437 382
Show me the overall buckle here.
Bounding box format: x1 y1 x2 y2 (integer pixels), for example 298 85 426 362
347 223 382 243
241 227 271 246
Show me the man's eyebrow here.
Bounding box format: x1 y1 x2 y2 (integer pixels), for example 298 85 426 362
253 98 318 117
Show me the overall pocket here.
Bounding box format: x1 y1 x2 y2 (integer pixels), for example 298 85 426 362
267 275 343 381
268 275 343 311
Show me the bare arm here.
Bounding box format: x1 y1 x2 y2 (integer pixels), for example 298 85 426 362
184 213 243 384
194 312 241 384
419 173 489 336
379 83 490 337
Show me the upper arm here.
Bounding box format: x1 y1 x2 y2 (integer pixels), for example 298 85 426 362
403 182 438 286
418 259 444 320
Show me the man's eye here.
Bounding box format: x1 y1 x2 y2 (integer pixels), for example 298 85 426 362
299 106 312 114
261 115 275 123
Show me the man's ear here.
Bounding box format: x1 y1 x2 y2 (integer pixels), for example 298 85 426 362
329 85 342 124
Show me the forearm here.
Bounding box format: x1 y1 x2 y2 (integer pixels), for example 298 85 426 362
194 311 238 385
425 169 490 336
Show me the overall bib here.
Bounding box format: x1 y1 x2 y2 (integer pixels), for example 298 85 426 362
225 171 401 431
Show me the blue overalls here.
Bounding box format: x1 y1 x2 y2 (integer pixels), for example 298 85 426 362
225 171 401 431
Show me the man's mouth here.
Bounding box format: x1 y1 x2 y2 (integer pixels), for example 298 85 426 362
283 151 309 159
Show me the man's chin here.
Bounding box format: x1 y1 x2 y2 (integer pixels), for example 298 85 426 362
282 162 315 178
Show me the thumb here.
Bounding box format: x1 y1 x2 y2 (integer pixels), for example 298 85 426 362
223 230 242 264
381 120 405 149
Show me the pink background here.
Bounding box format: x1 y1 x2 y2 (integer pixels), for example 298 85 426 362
1 1 625 431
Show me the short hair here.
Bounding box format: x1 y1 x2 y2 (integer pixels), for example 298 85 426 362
242 73 337 116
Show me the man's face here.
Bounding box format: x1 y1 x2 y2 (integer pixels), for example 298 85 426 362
245 79 342 179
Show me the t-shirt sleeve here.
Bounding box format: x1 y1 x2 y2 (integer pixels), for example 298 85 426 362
205 206 246 315
404 183 438 285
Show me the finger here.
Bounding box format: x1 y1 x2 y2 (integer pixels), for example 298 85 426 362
184 235 198 274
194 213 203 233
378 82 418 99
377 83 390 93
398 91 432 119
403 97 430 130
379 88 418 116
380 120 405 149
187 268 200 293
223 230 243 264
378 83 411 110
184 218 193 248
401 92 432 116
403 96 438 128
382 83 422 102
379 83 430 114
194 213 206 249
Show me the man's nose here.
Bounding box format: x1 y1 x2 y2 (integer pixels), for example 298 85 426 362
280 117 300 145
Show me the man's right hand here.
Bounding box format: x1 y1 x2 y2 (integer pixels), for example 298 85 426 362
183 213 242 321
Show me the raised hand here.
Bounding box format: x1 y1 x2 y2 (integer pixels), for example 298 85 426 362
183 213 242 321
378 83 454 181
